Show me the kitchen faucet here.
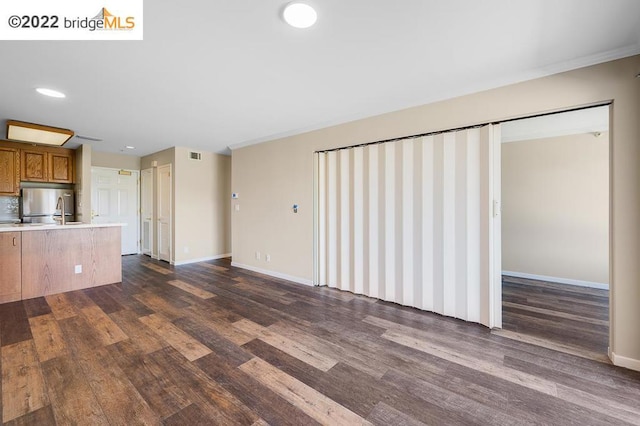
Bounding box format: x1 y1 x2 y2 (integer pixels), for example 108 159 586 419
55 196 66 225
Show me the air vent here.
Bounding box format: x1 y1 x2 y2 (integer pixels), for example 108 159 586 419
75 135 103 142
189 151 202 160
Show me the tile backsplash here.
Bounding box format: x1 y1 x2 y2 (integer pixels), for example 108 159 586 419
0 196 19 221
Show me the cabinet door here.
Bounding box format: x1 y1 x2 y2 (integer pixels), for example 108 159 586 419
0 232 21 303
49 152 74 183
0 148 20 195
21 149 48 182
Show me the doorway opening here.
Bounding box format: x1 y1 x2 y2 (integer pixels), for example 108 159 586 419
495 105 610 359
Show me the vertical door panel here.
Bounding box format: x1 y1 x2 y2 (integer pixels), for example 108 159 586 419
421 136 434 311
157 164 172 263
141 168 154 256
367 145 380 299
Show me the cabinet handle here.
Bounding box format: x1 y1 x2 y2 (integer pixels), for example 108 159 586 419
13 237 16 246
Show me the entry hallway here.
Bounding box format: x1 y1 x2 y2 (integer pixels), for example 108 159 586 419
1 255 639 425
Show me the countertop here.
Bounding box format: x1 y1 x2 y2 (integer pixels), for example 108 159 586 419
0 223 124 233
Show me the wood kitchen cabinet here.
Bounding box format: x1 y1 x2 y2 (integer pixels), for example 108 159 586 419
0 147 20 195
48 151 74 183
0 141 75 184
20 147 74 183
0 232 21 303
21 149 48 182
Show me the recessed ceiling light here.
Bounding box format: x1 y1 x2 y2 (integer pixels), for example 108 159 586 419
36 88 66 98
283 2 317 28
125 146 135 149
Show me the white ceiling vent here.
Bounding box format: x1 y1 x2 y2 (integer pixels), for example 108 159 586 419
189 151 202 160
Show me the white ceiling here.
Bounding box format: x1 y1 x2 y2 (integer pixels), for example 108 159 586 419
0 0 639 157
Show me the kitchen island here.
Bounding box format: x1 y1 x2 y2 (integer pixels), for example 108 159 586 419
0 223 122 303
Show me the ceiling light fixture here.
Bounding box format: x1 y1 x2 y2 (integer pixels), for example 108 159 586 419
125 146 135 149
7 120 74 146
283 2 317 28
35 88 66 98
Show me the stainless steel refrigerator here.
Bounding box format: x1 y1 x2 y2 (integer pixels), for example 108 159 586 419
21 188 75 223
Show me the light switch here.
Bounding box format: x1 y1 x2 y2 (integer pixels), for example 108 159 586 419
74 265 82 274
235 204 240 211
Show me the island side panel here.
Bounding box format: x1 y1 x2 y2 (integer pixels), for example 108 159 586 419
0 232 22 303
21 227 122 299
88 227 122 287
21 229 84 298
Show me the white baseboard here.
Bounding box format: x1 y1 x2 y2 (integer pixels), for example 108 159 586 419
502 271 609 290
231 262 314 287
173 253 232 266
610 350 640 372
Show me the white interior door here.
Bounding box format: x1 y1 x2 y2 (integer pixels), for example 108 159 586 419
317 125 502 328
91 167 140 255
157 164 172 263
141 168 154 257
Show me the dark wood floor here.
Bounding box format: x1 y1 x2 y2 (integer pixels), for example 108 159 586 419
1 256 639 425
501 275 610 358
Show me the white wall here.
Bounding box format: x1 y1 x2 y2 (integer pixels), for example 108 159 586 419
92 151 141 170
231 55 640 369
502 132 609 285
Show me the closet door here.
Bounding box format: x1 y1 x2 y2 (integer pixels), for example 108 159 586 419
157 164 172 263
317 125 501 327
141 168 154 257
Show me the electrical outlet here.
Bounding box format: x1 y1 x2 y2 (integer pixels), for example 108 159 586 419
74 265 82 274
184 246 189 254
255 251 261 260
266 254 271 262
